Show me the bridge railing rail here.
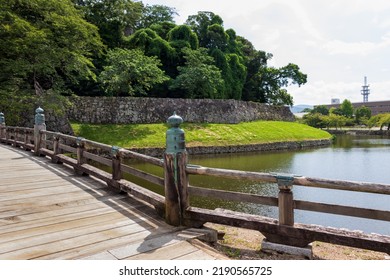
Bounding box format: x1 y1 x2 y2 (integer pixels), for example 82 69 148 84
0 111 389 255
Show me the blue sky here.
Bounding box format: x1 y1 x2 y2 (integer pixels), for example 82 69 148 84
140 0 390 105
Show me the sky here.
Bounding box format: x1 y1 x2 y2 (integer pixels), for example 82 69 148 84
140 0 390 106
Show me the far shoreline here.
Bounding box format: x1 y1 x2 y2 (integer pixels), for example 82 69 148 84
131 139 332 157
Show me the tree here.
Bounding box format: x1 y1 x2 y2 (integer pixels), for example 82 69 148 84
323 114 347 130
136 4 178 29
99 48 170 96
170 48 224 99
368 113 390 130
312 105 329 115
251 63 307 106
73 0 143 48
355 106 371 125
185 12 224 48
0 0 103 124
303 113 325 128
126 28 176 76
340 99 354 118
167 25 199 50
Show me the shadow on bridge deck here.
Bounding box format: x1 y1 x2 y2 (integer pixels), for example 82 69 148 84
0 145 224 260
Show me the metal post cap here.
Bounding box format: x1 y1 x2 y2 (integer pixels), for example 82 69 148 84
167 112 183 128
35 107 44 114
35 107 45 125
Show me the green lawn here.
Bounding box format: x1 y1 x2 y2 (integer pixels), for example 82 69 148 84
71 121 332 149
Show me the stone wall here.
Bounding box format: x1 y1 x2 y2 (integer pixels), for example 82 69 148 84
68 97 295 124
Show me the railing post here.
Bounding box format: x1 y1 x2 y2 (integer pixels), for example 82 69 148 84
23 128 30 151
111 146 124 192
163 112 189 226
51 133 62 164
74 137 87 176
276 174 295 226
13 127 18 147
0 112 5 141
34 107 46 156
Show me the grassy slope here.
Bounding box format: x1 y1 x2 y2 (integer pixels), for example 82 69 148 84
71 121 331 149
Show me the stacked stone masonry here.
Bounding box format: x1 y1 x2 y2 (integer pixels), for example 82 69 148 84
68 97 295 124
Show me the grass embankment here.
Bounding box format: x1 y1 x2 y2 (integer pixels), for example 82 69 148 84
71 121 331 149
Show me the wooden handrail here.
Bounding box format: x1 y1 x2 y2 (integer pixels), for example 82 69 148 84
186 165 390 195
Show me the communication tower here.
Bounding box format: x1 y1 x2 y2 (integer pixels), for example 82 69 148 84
361 76 370 102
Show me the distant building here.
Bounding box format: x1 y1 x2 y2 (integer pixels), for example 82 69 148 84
331 98 340 105
322 100 390 116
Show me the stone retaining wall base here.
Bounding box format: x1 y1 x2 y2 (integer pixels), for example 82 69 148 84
261 239 313 259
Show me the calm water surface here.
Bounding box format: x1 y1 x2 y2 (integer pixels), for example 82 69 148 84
124 135 390 235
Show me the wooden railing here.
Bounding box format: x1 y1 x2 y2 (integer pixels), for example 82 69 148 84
0 121 389 255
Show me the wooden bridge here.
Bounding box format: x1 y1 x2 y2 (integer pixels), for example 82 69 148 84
0 110 389 259
0 145 224 260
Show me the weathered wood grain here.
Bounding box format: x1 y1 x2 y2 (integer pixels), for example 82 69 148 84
0 145 222 260
188 186 278 206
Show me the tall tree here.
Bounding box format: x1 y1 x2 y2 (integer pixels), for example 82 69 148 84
99 48 169 96
185 11 224 48
340 99 354 118
73 0 142 48
355 106 371 124
126 28 176 77
136 4 178 29
244 62 306 105
170 48 224 99
0 0 103 124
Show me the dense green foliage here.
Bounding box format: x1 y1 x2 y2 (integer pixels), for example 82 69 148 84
0 0 103 124
72 121 331 149
169 48 224 98
99 48 169 96
1 0 308 125
367 113 390 130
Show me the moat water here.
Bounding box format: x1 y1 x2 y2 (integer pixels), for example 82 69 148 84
117 135 390 235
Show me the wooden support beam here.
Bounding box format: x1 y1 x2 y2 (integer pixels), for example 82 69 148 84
185 207 390 254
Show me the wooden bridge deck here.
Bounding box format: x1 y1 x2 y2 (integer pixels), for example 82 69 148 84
0 145 224 260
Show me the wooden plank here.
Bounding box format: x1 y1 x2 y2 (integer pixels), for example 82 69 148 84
0 188 114 212
185 207 390 254
0 223 157 260
0 196 128 225
83 139 112 152
107 229 188 259
294 176 390 195
108 228 208 260
122 149 164 167
186 165 276 183
0 194 126 219
118 180 165 213
0 178 83 192
83 151 112 166
125 240 198 260
294 200 390 222
0 206 124 235
49 227 173 260
0 212 158 256
188 186 278 206
187 165 390 195
121 163 164 187
0 213 136 254
278 190 294 225
58 143 77 154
